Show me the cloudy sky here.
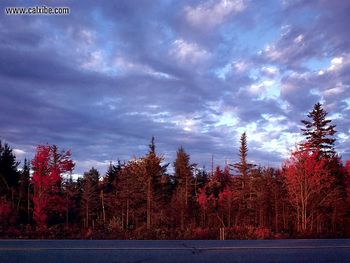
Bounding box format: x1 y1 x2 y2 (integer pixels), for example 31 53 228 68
1 0 349 175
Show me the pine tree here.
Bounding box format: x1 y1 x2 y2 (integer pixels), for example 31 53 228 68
193 165 208 197
105 161 122 193
63 175 82 229
17 158 31 223
299 103 347 234
149 136 156 154
116 160 144 230
81 167 100 228
0 141 20 202
300 102 336 156
102 160 123 225
143 136 167 229
232 132 254 188
172 146 193 230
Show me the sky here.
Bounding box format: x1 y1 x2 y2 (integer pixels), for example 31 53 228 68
0 0 350 175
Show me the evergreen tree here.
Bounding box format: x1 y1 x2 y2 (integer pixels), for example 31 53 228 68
81 167 100 228
300 102 336 156
105 160 122 193
116 160 144 230
149 136 156 154
143 136 167 229
17 158 31 223
145 137 163 199
172 146 193 230
63 175 81 227
193 165 208 197
207 166 227 198
102 160 123 225
231 132 254 188
0 141 20 201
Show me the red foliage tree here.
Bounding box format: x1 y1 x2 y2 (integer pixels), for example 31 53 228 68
346 160 350 175
197 189 216 227
0 199 12 225
345 160 350 214
282 149 334 234
31 145 74 230
218 188 236 227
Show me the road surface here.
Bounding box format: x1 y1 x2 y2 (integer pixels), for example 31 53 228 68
0 239 349 262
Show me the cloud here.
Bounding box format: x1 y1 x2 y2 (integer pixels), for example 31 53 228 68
323 83 347 98
260 66 279 78
13 148 26 157
1 0 350 175
185 0 246 29
170 39 210 66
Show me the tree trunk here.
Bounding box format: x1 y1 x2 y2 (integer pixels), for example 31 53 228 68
147 178 151 230
101 189 106 225
66 196 69 227
126 200 129 229
228 201 231 228
181 210 184 231
86 203 89 228
27 184 30 224
274 192 278 232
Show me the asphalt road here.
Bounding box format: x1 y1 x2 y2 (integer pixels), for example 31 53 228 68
0 239 349 263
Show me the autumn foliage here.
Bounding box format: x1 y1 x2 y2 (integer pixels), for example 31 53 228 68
282 149 335 233
31 145 74 230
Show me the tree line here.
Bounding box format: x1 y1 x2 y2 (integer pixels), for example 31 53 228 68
0 102 349 239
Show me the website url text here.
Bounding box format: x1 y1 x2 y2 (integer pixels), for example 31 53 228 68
5 6 70 15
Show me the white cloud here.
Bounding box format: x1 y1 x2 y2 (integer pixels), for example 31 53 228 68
71 173 83 180
261 66 279 77
280 24 292 36
261 133 300 159
170 39 209 65
262 80 275 87
215 63 232 79
78 29 95 45
13 148 26 156
172 115 199 133
185 0 246 28
249 83 264 95
236 123 264 142
294 34 304 44
247 80 275 96
81 50 106 71
338 132 349 142
83 51 173 78
314 54 349 76
233 60 249 73
263 44 283 61
75 159 111 174
215 111 238 127
331 57 343 65
112 56 173 79
328 56 343 71
323 83 346 97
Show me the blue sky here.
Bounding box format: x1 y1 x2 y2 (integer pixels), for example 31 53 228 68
1 0 349 175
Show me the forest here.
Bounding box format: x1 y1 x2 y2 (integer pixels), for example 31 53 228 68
0 102 350 240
